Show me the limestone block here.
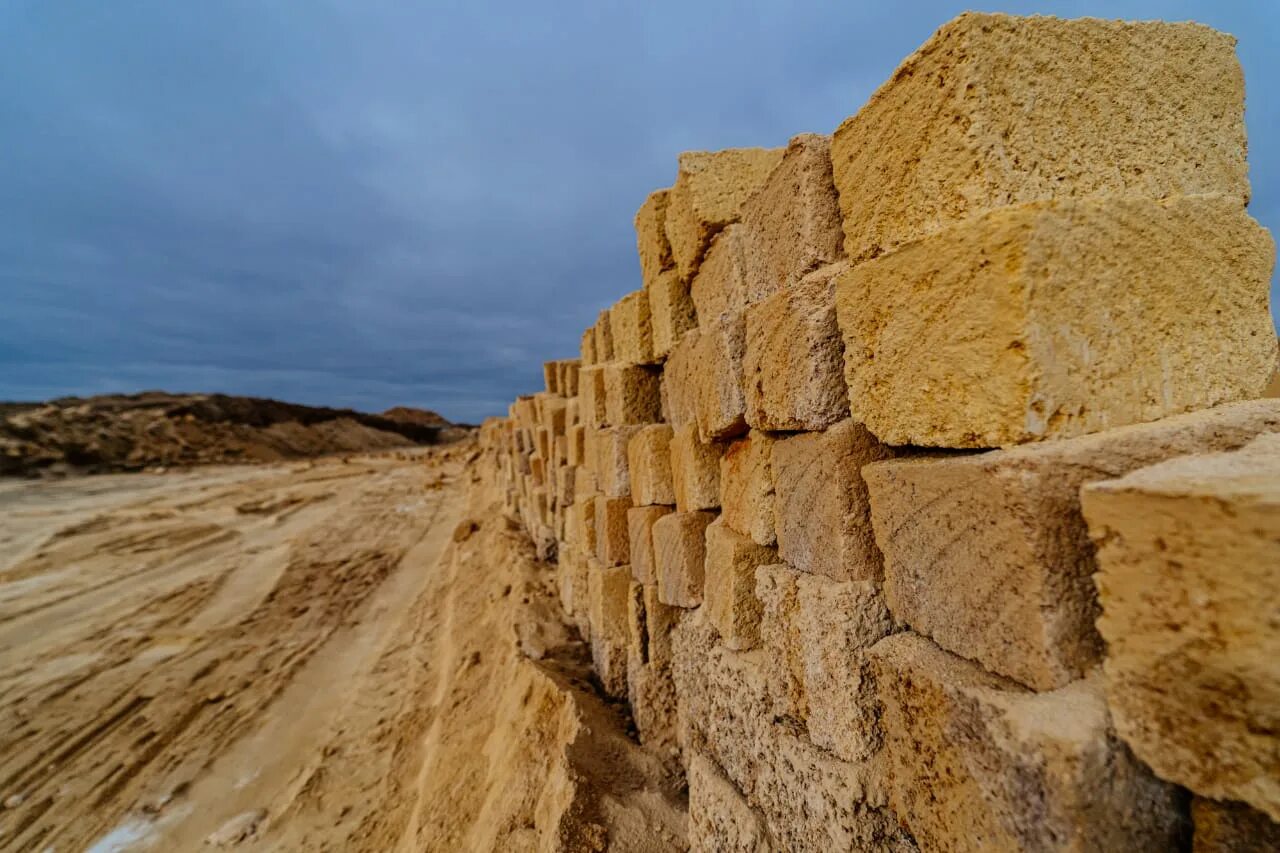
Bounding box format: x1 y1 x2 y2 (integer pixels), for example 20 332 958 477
830 13 1250 262
719 431 775 546
576 557 600 638
647 268 697 360
579 364 607 429
558 359 580 397
542 361 560 395
635 188 675 292
603 362 662 426
755 564 805 722
537 393 568 436
593 494 631 568
773 418 896 582
670 424 724 512
695 312 749 442
580 326 598 366
627 504 672 585
689 223 750 325
672 610 909 851
594 308 615 362
626 582 680 754
704 518 777 650
588 563 632 698
1082 434 1280 819
640 582 679 669
1191 797 1280 852
836 194 1276 448
743 262 849 432
566 423 586 466
661 327 701 432
665 147 785 281
864 399 1280 691
610 290 657 365
652 510 716 608
687 753 774 853
554 463 575 508
565 396 579 429
626 424 676 506
594 424 644 498
557 548 589 625
870 632 1187 852
741 132 843 300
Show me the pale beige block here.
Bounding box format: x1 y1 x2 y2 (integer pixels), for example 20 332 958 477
626 581 680 753
647 268 696 361
755 564 805 722
594 424 644 498
704 518 777 650
743 262 849 432
579 364 608 429
670 424 724 512
661 327 700 432
665 147 785 281
773 418 895 582
696 311 748 442
558 359 580 397
588 563 632 698
627 504 673 585
593 494 631 568
741 132 844 301
594 307 615 362
865 399 1280 691
836 194 1276 448
626 424 675 507
1083 434 1280 819
610 289 657 365
688 753 774 853
830 13 1249 262
719 431 775 546
580 325 598 366
635 188 675 292
1191 797 1280 852
870 632 1187 852
689 223 750 325
554 463 575 508
566 423 586 467
652 510 716 608
603 362 662 426
542 361 560 395
641 582 679 669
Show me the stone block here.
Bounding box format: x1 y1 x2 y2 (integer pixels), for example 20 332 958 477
580 325 598 366
755 564 805 722
1191 797 1280 852
610 289 657 365
773 418 896 581
835 194 1276 448
647 268 697 360
626 424 676 506
689 223 750 325
635 188 675 292
719 431 775 546
703 518 777 650
626 582 680 754
687 753 774 853
603 362 662 426
594 424 644 498
593 494 631 568
627 504 673 585
864 399 1280 691
1083 433 1280 819
870 631 1187 852
670 424 724 512
588 563 632 698
652 509 716 608
740 132 843 300
665 147 785 281
830 13 1249 262
558 359 580 397
579 364 608 429
566 423 586 467
594 307 615 362
743 262 849 432
542 361 560 395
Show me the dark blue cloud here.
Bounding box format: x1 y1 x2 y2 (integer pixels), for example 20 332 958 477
1 1 1277 423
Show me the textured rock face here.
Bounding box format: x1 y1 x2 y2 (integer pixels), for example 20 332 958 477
627 582 680 752
865 400 1280 691
588 564 633 698
718 431 775 547
743 262 849 432
741 133 844 300
627 504 672 584
648 269 696 360
687 753 773 853
669 424 724 512
594 308 615 362
870 632 1188 853
652 510 716 608
603 363 663 427
610 290 657 365
773 419 895 582
1191 797 1280 852
830 13 1250 263
664 147 786 281
593 424 643 498
1083 434 1280 820
627 424 676 507
836 194 1276 448
690 223 751 325
635 189 674 292
703 518 777 650
593 494 631 567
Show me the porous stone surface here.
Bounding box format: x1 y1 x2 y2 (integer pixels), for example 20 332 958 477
687 753 774 853
627 424 676 506
610 290 657 365
635 188 674 292
830 12 1250 262
1191 797 1280 852
652 510 716 608
626 581 679 753
743 261 849 432
648 268 697 360
594 308 615 362
719 431 775 546
579 365 608 429
588 563 633 698
1083 433 1280 819
696 312 748 442
665 147 785 282
690 224 750 325
703 518 777 650
669 424 724 512
593 494 631 568
773 419 896 581
603 363 662 426
580 325 598 366
755 564 805 722
865 399 1280 691
627 504 673 585
740 133 844 300
836 194 1276 448
870 632 1188 853
594 425 644 498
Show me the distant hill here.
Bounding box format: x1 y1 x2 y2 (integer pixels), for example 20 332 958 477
0 391 458 477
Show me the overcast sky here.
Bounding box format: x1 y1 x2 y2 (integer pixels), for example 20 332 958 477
2 1 1277 423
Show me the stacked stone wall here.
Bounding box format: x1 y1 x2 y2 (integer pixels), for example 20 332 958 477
479 12 1280 851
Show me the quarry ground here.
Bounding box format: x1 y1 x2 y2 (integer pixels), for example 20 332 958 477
0 445 683 852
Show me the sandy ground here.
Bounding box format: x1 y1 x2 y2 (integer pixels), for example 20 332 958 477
0 445 685 852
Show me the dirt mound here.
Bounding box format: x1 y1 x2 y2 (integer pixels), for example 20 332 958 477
0 392 454 477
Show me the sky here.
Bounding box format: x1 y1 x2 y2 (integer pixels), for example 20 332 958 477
1 1 1277 424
